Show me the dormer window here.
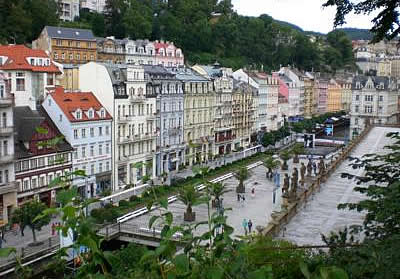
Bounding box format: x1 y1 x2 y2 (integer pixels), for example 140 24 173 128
100 109 105 118
88 109 94 118
356 82 361 89
76 109 82 119
30 59 34 65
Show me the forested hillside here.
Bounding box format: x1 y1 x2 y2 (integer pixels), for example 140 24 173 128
0 0 355 72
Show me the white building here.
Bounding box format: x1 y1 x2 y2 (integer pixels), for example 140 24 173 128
80 0 106 13
125 40 156 65
79 62 157 190
350 76 399 138
0 71 17 226
0 45 60 110
59 0 80 21
42 87 113 198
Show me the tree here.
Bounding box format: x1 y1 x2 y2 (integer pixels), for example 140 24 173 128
263 155 281 179
291 143 305 164
178 184 203 222
323 0 400 43
206 182 230 208
280 150 292 170
11 201 51 244
233 166 251 193
123 0 153 40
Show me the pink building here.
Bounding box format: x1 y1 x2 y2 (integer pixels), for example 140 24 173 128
315 79 328 114
154 40 184 67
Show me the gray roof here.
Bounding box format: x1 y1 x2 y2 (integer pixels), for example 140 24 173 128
233 79 257 93
197 65 223 78
45 26 95 41
167 67 208 82
143 65 176 78
351 75 392 90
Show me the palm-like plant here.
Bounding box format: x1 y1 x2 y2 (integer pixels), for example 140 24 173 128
178 184 203 222
207 182 231 208
233 166 251 193
263 155 281 179
291 143 305 164
280 150 292 170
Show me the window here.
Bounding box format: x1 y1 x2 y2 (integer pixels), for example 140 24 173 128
56 40 62 46
31 178 37 189
90 127 94 137
74 129 78 139
365 95 373 102
106 161 110 171
48 174 53 185
81 128 86 138
82 146 86 158
3 140 8 155
90 145 94 156
38 157 45 167
76 41 80 47
16 72 25 91
59 114 62 122
355 95 359 101
355 105 359 113
74 148 78 159
30 159 37 169
88 42 92 48
76 54 80 60
355 118 359 125
98 127 103 136
364 105 373 113
47 74 54 86
88 110 93 118
100 109 105 118
0 171 2 184
90 54 94 60
23 180 29 191
62 53 65 59
91 164 95 175
106 126 109 135
99 163 103 173
69 53 73 60
76 110 81 119
22 160 29 171
40 176 45 187
106 144 110 154
379 95 384 102
68 41 72 47
99 144 103 155
4 170 8 183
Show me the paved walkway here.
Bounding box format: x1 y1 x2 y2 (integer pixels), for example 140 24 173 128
280 127 400 246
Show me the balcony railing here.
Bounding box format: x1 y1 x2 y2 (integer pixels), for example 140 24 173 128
119 133 157 144
0 96 12 107
0 126 13 136
130 95 146 103
0 154 14 165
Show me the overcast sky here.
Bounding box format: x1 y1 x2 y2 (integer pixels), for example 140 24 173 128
231 0 376 34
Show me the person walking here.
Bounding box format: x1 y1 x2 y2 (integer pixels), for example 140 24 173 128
251 188 255 199
312 161 317 176
51 223 56 236
242 219 248 235
237 193 241 202
0 230 5 248
248 219 253 233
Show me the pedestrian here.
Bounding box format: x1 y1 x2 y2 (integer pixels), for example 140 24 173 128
312 161 317 175
248 219 253 233
0 230 5 248
237 193 241 202
51 223 56 236
251 188 255 199
242 219 248 235
242 195 246 207
12 223 18 236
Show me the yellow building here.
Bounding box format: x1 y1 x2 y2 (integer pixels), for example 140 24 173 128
337 79 352 113
176 68 215 165
327 79 342 112
33 26 97 64
377 59 391 77
232 81 257 150
304 75 317 118
57 64 80 91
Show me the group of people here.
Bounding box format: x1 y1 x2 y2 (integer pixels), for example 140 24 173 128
242 218 253 235
237 193 246 206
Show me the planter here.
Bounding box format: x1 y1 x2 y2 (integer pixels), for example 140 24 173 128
236 184 245 193
184 211 196 222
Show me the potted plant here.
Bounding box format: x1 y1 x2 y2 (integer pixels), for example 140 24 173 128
291 143 305 164
207 182 230 208
263 155 281 179
280 150 292 170
234 166 251 193
178 184 203 222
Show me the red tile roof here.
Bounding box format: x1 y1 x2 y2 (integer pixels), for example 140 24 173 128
0 45 60 73
50 87 112 122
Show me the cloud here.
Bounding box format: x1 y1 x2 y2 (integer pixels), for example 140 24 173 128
231 0 375 33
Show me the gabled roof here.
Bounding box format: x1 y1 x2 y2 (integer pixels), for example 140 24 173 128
167 67 208 82
44 26 96 41
0 45 60 73
49 87 112 122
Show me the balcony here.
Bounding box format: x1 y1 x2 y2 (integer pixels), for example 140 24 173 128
130 95 146 103
215 135 236 144
146 113 157 121
0 126 13 137
0 97 12 108
0 181 17 195
168 127 181 136
118 133 157 144
118 116 132 123
0 154 14 165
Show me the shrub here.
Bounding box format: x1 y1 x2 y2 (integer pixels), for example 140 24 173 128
129 195 140 202
119 200 129 207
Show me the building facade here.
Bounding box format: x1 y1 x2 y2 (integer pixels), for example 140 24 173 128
315 79 328 114
33 26 97 65
42 88 112 198
58 64 80 92
125 40 156 65
97 37 126 64
171 67 214 165
338 79 352 113
0 45 60 110
14 106 73 207
0 72 17 226
327 79 342 112
304 74 317 118
59 0 80 22
154 40 184 67
80 0 107 13
192 64 234 155
144 66 185 175
350 76 399 138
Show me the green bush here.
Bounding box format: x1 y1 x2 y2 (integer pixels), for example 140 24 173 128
129 195 140 202
119 200 129 207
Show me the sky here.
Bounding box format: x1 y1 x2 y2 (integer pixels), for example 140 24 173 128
231 0 376 34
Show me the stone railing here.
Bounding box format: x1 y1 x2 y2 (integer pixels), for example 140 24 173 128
262 124 373 237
